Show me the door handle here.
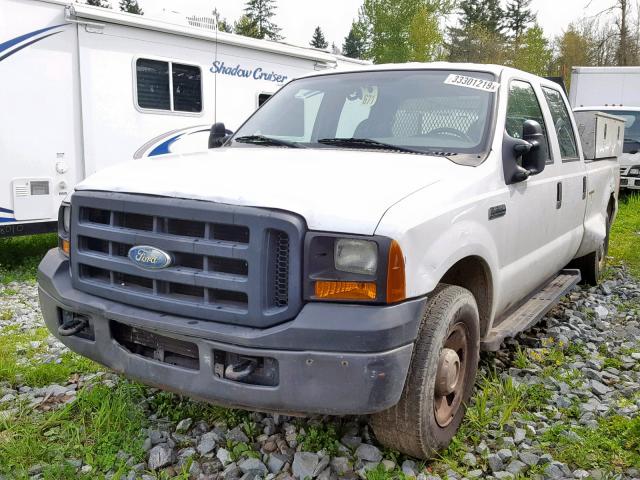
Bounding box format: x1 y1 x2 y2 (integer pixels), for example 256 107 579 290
556 182 563 209
582 176 587 200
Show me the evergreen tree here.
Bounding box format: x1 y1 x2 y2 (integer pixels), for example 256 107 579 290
512 24 551 75
213 8 233 33
505 0 535 41
342 21 367 59
447 0 506 63
242 0 282 41
119 0 142 14
86 0 110 8
234 14 260 38
310 26 329 49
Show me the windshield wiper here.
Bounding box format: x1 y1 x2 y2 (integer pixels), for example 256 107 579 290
317 137 429 155
234 135 305 148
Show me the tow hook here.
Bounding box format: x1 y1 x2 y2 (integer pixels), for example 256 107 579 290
58 314 89 337
225 357 258 381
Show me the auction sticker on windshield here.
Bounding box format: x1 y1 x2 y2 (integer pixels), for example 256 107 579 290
444 74 500 92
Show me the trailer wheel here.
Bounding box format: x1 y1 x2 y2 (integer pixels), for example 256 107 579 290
370 285 480 459
579 212 610 286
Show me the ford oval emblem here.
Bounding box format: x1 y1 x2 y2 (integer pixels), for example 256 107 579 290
128 245 173 270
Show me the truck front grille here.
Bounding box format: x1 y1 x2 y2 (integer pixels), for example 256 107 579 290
70 192 304 328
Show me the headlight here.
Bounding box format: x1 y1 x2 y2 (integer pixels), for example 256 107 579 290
335 239 378 275
304 234 405 304
630 168 640 175
62 205 71 233
58 203 71 256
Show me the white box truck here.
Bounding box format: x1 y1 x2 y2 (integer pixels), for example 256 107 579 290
570 66 640 190
0 0 366 236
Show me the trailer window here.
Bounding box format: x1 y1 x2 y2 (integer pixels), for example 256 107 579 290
173 63 202 112
136 59 170 110
136 59 202 114
542 87 579 161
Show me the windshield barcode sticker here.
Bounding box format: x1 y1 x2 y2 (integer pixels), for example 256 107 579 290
444 74 500 92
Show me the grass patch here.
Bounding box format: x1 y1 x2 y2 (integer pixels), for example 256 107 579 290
0 381 148 478
540 415 640 472
298 423 341 456
0 326 100 388
0 233 57 284
609 192 640 277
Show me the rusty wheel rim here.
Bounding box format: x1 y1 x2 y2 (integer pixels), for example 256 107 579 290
434 322 469 428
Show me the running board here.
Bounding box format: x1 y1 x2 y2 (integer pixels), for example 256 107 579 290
481 269 581 351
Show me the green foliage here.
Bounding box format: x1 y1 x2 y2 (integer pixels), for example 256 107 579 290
342 21 368 59
226 440 260 461
148 391 250 427
359 0 453 63
0 327 100 388
365 463 409 480
119 0 142 15
0 233 57 284
609 193 640 277
504 0 535 41
240 0 282 40
0 381 148 477
213 8 233 33
85 0 110 8
310 26 329 49
298 423 341 455
541 416 640 471
511 24 552 76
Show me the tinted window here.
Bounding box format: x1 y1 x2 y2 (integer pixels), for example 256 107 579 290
172 63 202 112
542 87 578 160
506 81 550 162
136 59 170 110
258 93 272 106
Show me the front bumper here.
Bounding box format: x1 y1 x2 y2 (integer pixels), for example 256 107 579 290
38 249 426 415
620 176 640 189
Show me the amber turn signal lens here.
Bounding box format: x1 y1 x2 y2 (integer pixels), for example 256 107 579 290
60 238 70 256
315 281 377 300
386 240 406 303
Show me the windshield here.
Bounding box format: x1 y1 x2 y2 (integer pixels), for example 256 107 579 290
601 110 640 154
230 70 497 164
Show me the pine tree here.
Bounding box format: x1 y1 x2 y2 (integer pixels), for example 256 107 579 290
447 0 506 63
242 0 282 41
310 26 329 49
86 0 110 8
505 0 535 41
119 0 142 14
234 14 260 38
342 20 367 59
213 8 233 33
458 0 504 32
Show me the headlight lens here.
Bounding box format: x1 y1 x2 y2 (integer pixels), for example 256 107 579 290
630 168 640 175
334 239 378 275
62 205 71 233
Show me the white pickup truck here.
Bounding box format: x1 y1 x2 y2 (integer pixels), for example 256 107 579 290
38 63 620 458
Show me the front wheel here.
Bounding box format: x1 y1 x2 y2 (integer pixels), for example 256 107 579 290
370 285 480 459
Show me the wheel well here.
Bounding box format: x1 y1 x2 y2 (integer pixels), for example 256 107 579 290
607 195 615 220
440 256 493 337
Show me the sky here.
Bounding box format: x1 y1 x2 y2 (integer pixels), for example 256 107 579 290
136 0 617 50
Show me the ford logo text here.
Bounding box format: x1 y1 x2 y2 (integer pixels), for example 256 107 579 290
128 245 172 270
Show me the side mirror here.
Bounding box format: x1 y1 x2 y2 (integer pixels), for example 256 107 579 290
521 120 546 175
209 122 230 148
502 120 546 185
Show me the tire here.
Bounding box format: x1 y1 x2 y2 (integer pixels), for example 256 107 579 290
578 212 611 286
370 284 480 459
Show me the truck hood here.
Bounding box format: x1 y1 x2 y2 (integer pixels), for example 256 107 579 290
76 147 453 234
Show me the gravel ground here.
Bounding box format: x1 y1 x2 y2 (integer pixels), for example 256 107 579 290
0 268 639 480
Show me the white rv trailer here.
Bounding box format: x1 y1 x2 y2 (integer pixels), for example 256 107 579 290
570 66 640 190
0 0 366 236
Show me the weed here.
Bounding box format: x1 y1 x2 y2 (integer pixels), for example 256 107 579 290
0 234 57 284
226 440 260 461
298 423 341 456
365 463 409 480
0 310 13 321
513 345 531 369
609 192 640 277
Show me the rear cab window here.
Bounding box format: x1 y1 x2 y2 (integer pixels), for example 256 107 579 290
542 87 579 161
136 58 202 114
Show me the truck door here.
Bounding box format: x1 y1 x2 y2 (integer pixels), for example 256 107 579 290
499 80 569 306
540 86 586 258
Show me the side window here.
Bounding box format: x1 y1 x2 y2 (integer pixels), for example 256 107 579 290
136 59 170 110
136 58 202 114
506 80 551 163
542 87 579 160
172 63 202 112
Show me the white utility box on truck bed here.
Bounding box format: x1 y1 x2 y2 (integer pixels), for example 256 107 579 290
574 111 626 160
39 62 621 459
